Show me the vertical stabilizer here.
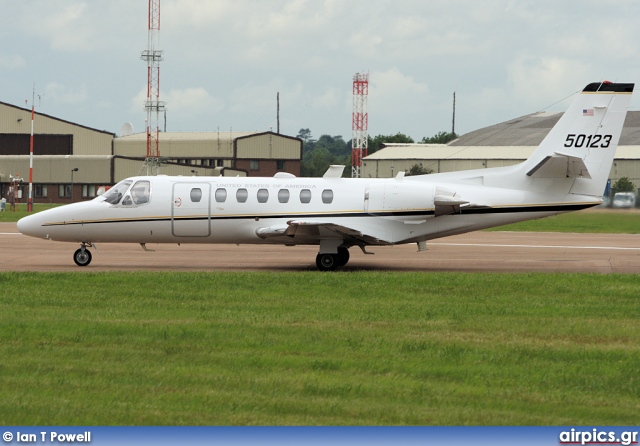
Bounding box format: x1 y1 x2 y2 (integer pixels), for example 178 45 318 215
522 82 634 197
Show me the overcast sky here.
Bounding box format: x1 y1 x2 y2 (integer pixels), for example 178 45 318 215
2 0 640 141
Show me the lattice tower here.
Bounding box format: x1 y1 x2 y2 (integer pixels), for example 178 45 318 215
141 0 166 175
351 72 369 178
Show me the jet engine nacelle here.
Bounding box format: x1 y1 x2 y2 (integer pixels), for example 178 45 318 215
365 182 436 223
365 182 470 222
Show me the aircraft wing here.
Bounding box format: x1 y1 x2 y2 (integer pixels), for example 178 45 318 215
256 220 387 245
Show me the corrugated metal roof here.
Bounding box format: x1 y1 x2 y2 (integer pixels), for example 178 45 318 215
365 109 640 161
116 131 261 142
449 110 640 147
366 145 535 160
0 155 113 161
366 145 640 160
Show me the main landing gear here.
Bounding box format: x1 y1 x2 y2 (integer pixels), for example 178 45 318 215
315 247 350 272
73 243 93 267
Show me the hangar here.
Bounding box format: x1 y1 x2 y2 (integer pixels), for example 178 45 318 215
363 111 640 190
0 100 302 204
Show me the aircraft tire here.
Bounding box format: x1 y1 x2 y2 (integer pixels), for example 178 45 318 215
73 248 92 267
336 247 350 267
316 253 339 271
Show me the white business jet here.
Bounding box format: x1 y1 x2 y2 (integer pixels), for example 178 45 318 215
18 81 634 270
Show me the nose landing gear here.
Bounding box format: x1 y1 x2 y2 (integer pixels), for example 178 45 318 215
73 243 93 266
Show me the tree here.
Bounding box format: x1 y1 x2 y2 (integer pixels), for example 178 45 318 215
368 133 415 155
421 131 458 144
612 177 636 193
300 132 351 177
297 128 313 142
406 163 433 176
314 134 350 156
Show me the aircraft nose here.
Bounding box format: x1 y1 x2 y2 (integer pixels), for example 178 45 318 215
17 213 46 239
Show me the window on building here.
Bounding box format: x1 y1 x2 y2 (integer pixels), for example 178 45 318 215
277 160 286 170
250 160 260 170
215 188 227 203
217 159 225 167
58 184 71 198
322 189 334 204
34 184 47 198
278 189 289 203
300 189 312 204
257 188 269 203
82 185 96 198
236 188 248 203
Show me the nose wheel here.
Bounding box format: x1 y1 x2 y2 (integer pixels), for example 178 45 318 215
73 245 93 266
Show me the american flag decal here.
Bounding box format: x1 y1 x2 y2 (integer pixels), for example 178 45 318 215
583 108 594 116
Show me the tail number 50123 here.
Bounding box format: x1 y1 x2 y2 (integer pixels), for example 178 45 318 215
564 134 612 148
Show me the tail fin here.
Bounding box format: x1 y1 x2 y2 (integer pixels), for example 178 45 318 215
521 82 634 197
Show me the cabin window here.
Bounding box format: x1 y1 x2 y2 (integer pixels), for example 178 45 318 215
131 181 151 205
236 188 248 203
300 189 312 204
215 188 227 203
190 188 202 203
257 188 269 203
322 189 334 204
278 189 289 203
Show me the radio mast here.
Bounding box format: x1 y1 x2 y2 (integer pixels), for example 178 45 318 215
351 72 369 178
141 0 166 175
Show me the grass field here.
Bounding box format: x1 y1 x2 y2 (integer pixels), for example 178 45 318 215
488 209 640 233
1 271 639 425
0 204 59 223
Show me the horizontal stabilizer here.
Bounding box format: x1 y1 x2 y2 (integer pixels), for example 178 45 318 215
434 195 469 206
526 153 592 179
434 188 468 217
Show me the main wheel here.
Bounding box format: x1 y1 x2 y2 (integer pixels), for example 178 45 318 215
73 248 92 267
316 253 339 271
336 247 350 267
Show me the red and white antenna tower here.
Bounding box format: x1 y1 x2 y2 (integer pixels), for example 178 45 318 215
351 72 369 178
141 0 166 174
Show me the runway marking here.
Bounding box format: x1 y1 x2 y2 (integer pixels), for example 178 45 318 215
429 242 640 251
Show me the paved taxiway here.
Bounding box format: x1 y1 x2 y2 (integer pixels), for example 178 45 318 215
1 223 639 273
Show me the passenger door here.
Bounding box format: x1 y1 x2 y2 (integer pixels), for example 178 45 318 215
171 182 211 237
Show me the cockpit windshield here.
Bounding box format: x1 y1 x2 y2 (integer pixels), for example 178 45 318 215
102 180 132 205
101 180 151 206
